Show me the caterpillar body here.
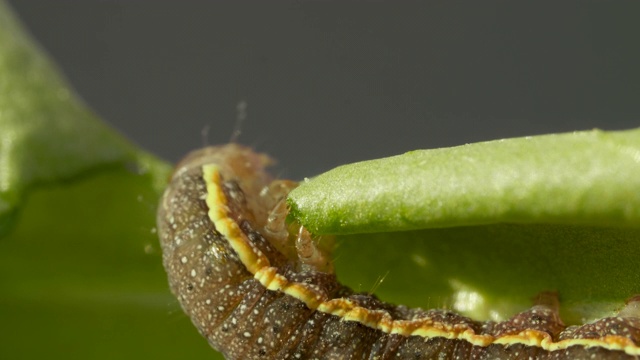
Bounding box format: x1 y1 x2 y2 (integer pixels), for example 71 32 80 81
157 144 640 360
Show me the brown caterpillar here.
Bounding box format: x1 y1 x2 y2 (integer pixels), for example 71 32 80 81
158 144 640 360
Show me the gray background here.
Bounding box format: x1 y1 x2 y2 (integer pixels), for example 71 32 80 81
8 1 640 179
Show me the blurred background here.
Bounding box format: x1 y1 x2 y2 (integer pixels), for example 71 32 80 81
7 1 640 179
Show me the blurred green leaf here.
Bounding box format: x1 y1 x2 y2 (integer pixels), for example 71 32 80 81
0 1 220 359
0 0 169 233
0 168 221 359
289 129 640 323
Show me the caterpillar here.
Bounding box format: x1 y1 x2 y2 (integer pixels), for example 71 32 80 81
158 144 640 360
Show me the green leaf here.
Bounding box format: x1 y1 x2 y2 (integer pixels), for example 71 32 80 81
0 2 220 359
289 128 640 323
289 128 640 234
0 168 220 359
0 0 162 233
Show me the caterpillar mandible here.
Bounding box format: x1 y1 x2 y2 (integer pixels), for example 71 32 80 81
157 144 640 360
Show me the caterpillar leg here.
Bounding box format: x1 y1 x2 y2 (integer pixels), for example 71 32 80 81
558 295 640 346
259 179 334 273
619 295 640 319
260 180 298 259
485 291 565 339
295 226 334 273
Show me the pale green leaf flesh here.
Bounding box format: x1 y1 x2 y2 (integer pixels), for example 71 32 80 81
334 224 639 324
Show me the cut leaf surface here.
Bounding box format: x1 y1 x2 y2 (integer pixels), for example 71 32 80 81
333 223 640 324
